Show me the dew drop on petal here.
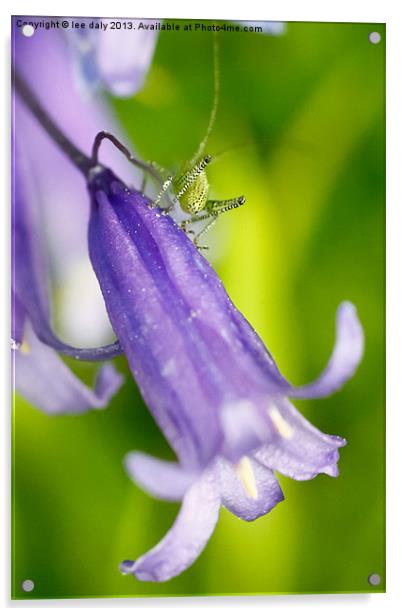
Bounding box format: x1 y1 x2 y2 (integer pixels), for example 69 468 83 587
161 358 176 377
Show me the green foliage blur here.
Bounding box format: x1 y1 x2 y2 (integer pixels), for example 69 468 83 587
13 20 385 598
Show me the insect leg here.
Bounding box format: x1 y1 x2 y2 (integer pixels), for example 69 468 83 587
180 209 218 248
193 213 219 251
206 195 246 214
180 220 195 236
186 196 245 249
152 175 175 209
180 209 212 231
181 194 245 247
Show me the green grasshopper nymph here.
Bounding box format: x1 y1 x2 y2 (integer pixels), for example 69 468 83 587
91 34 245 250
149 33 246 249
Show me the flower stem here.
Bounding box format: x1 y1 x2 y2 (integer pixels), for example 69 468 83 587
12 67 93 175
12 66 125 361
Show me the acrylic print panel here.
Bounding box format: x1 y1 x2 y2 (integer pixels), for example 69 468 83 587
12 16 385 599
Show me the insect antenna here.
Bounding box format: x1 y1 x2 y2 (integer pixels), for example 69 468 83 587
189 32 220 168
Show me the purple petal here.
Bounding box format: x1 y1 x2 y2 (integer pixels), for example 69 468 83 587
220 397 274 463
13 142 51 337
93 362 124 402
88 173 225 467
285 302 364 399
218 457 284 521
124 452 199 502
120 468 220 582
66 19 158 97
13 22 141 350
12 143 123 405
95 20 158 97
12 292 26 346
255 398 346 480
13 22 142 260
87 168 362 479
87 170 290 466
66 28 102 94
12 139 122 362
13 325 123 415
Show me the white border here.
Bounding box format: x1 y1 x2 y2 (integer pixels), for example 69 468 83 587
2 1 400 614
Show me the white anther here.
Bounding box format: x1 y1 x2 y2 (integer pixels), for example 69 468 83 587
236 456 258 500
268 406 294 439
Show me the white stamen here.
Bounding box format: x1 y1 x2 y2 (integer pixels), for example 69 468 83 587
236 456 258 500
269 406 294 439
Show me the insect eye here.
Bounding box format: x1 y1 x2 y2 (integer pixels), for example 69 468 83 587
204 155 212 164
238 196 246 205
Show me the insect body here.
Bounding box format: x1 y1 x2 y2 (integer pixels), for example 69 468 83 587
150 34 246 249
91 34 246 250
163 154 244 249
175 155 212 215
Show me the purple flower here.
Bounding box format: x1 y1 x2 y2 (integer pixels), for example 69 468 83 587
12 143 123 414
87 166 364 582
66 18 159 97
12 17 363 580
12 20 157 413
13 23 143 348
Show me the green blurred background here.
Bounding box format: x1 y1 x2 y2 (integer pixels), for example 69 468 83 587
13 20 385 598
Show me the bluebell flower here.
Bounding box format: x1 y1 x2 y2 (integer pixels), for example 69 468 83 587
86 166 363 582
12 19 158 413
13 20 363 580
12 144 123 414
66 18 159 97
13 23 145 348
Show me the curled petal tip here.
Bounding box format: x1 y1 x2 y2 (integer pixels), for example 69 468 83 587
286 301 364 400
335 299 365 375
338 300 357 316
94 363 124 407
119 560 136 575
330 434 348 448
14 327 123 414
324 465 340 478
125 471 220 582
337 301 365 358
319 449 343 477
